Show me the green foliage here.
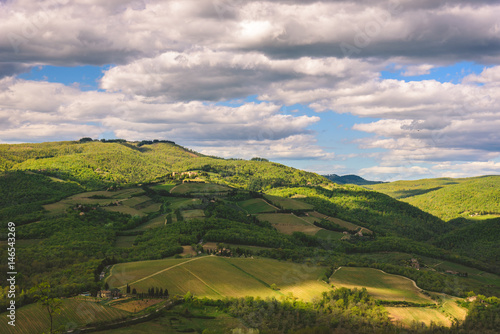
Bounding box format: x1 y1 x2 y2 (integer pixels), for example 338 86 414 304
368 176 500 221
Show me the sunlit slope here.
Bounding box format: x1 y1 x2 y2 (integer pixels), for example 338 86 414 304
0 140 328 190
367 176 500 221
107 256 331 302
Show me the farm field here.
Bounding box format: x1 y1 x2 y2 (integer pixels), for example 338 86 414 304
263 194 314 210
115 235 137 248
181 209 205 220
164 197 202 210
386 307 453 327
309 211 371 233
170 182 231 194
237 198 277 214
103 205 146 217
0 298 130 334
132 214 167 231
43 187 150 215
256 213 321 235
330 267 433 303
94 304 246 334
111 298 165 312
107 256 331 302
151 183 178 192
315 229 344 241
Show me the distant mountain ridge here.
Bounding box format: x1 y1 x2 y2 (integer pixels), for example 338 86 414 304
323 174 384 185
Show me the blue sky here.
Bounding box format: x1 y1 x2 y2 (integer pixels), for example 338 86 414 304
2 0 500 180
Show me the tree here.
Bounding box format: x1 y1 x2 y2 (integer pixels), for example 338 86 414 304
104 282 109 290
29 283 62 334
126 284 130 294
132 288 137 294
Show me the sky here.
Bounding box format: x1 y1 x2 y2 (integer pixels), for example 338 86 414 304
1 0 500 181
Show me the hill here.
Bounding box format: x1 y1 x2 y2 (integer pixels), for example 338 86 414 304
0 139 328 190
323 173 384 185
366 175 500 221
1 139 499 333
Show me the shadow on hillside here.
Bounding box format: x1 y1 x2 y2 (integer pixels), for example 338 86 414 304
394 187 443 199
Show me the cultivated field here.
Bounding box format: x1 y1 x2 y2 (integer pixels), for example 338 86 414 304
330 267 433 303
170 182 231 194
107 256 331 302
181 209 205 220
256 213 322 235
263 194 314 210
115 235 137 248
132 214 167 231
309 211 371 233
111 299 165 313
0 298 130 334
151 183 178 192
237 198 277 214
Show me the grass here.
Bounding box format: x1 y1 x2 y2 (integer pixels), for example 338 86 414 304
170 182 231 194
367 176 500 220
309 211 371 233
151 183 178 192
103 205 146 217
314 229 344 241
181 209 205 220
330 267 433 303
115 235 137 248
0 298 130 334
111 299 165 313
107 256 331 302
132 214 167 231
263 194 314 210
94 304 246 334
237 198 277 214
164 197 202 210
386 307 452 327
256 213 322 235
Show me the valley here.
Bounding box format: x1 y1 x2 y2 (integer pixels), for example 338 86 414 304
0 140 499 333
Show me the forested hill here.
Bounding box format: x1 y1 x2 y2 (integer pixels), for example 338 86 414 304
323 174 384 185
366 176 500 221
0 139 327 190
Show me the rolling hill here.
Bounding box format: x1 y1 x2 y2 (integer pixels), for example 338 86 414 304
366 176 500 221
0 139 499 333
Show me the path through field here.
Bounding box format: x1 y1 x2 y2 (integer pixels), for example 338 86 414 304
115 256 207 289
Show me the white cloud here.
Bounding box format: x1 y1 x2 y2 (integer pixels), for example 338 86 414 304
0 77 329 159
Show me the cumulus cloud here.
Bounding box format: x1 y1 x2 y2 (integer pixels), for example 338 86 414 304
0 77 328 159
1 0 500 65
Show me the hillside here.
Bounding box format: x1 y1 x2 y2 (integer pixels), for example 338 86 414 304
366 176 500 221
323 174 384 185
0 140 499 333
0 139 328 190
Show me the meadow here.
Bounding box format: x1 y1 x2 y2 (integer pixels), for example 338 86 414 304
330 267 433 303
0 298 130 334
263 194 314 210
237 198 277 214
107 256 331 302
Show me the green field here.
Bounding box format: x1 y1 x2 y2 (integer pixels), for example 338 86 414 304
256 213 321 235
237 198 277 214
330 267 433 303
181 209 205 220
309 211 371 233
151 183 178 192
0 298 130 334
263 194 314 210
367 176 500 220
115 235 137 248
170 182 231 194
107 256 331 302
387 294 467 328
314 229 344 241
132 214 167 231
103 205 146 217
94 304 247 334
164 197 202 210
